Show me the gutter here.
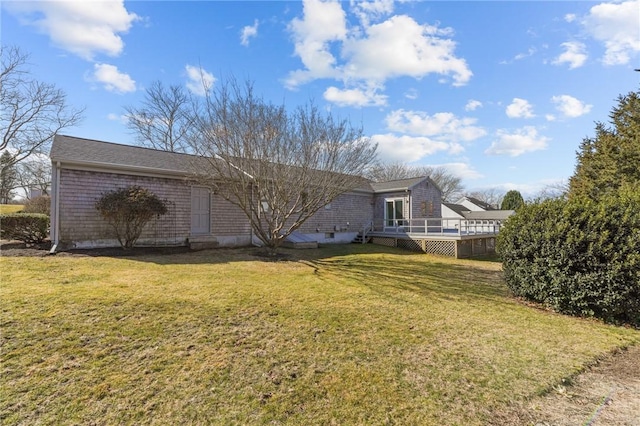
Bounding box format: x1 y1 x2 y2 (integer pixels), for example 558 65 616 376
49 161 61 254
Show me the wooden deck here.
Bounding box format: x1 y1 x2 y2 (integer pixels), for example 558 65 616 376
363 219 502 258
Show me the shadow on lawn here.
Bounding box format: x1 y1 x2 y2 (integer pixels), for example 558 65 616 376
305 254 507 302
47 242 418 266
40 242 507 302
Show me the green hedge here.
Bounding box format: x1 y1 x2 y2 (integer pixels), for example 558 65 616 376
0 213 50 245
497 191 640 326
95 186 168 249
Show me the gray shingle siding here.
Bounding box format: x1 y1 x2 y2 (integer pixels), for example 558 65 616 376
297 192 374 235
50 135 444 249
409 179 442 218
56 168 253 249
57 169 192 248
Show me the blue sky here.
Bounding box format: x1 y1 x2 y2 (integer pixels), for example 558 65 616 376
3 0 639 196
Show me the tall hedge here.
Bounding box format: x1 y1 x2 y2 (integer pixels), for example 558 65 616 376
0 213 49 244
497 190 640 326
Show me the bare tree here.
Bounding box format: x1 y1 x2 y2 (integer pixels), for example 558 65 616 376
464 188 505 209
530 180 569 202
427 166 465 202
16 155 51 198
366 161 464 201
124 81 196 152
366 161 413 182
1 45 84 169
190 79 377 253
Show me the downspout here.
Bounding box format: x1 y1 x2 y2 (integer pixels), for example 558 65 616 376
49 161 61 254
250 183 256 246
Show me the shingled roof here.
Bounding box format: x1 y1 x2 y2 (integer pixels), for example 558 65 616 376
50 135 205 176
50 136 443 195
369 176 431 193
442 202 470 216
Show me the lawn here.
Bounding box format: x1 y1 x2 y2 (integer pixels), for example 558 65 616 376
0 204 23 214
1 244 638 425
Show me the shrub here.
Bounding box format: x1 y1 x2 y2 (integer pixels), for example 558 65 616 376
0 213 49 244
95 186 168 249
497 191 640 326
22 195 51 215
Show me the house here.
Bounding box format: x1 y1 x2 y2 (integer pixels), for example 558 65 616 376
442 198 514 234
49 135 443 251
456 196 496 211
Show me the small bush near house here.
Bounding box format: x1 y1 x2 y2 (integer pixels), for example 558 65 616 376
22 195 51 215
497 189 640 326
0 213 49 244
95 186 168 250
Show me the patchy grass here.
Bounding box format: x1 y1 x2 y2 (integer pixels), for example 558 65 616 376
1 244 638 425
0 204 23 214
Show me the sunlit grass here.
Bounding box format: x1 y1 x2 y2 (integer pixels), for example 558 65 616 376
1 244 638 425
0 204 23 214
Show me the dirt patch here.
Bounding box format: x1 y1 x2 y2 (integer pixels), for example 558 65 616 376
493 345 640 425
0 240 288 260
0 240 53 257
0 240 191 258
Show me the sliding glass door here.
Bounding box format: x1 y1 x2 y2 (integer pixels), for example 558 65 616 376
385 199 404 228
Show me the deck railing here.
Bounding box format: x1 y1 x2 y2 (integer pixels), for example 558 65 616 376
371 218 503 236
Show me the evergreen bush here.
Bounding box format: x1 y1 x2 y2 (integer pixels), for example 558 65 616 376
95 186 168 249
498 190 640 326
0 213 49 244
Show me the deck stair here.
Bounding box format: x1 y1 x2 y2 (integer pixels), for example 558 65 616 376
352 222 373 244
352 233 371 244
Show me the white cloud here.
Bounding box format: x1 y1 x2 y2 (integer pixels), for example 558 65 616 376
427 162 484 180
89 63 136 93
515 47 536 61
581 0 640 65
552 41 588 69
286 0 472 100
107 113 127 124
500 47 536 64
370 134 450 163
404 88 418 100
465 99 482 111
350 0 395 26
505 98 535 119
341 15 472 87
240 19 259 46
551 95 592 118
385 110 486 142
564 13 577 23
323 86 387 107
185 65 215 96
485 126 549 156
5 0 139 60
286 0 347 86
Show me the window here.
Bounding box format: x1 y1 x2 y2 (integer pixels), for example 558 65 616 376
385 198 404 227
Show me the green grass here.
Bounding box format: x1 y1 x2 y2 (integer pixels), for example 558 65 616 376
1 244 638 425
0 204 23 214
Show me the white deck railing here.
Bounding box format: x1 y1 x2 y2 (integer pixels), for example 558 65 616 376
371 218 503 236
